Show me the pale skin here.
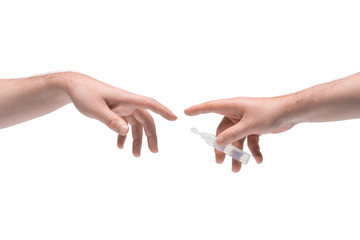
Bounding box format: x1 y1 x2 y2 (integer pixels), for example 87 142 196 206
2 72 360 171
0 72 177 156
185 72 360 172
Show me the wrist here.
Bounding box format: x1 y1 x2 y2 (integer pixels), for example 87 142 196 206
277 90 313 125
43 72 78 104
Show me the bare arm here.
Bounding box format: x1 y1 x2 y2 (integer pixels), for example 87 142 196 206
185 72 360 172
0 72 177 156
285 72 360 123
0 73 71 128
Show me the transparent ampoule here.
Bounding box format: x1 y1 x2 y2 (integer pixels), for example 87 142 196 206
191 128 250 164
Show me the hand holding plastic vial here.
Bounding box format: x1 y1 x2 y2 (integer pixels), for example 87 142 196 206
191 128 250 164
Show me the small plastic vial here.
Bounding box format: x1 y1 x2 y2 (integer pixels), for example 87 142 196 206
191 128 250 164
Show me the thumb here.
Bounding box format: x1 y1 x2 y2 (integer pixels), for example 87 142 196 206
216 122 251 146
99 108 129 135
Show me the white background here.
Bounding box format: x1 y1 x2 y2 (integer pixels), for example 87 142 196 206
0 0 360 239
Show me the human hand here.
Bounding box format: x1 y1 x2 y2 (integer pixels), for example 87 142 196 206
185 97 295 172
59 72 177 157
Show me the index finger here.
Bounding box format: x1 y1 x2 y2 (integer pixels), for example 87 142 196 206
128 94 177 121
184 99 231 116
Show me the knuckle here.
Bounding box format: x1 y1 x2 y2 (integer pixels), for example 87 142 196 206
138 110 155 125
134 110 145 124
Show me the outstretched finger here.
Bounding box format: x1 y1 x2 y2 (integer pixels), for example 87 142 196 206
125 116 143 157
215 117 233 164
133 109 158 153
232 158 242 173
184 99 232 116
117 134 127 149
127 94 177 121
231 136 246 173
247 135 263 164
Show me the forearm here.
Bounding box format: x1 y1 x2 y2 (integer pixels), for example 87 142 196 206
284 73 360 124
0 73 71 128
